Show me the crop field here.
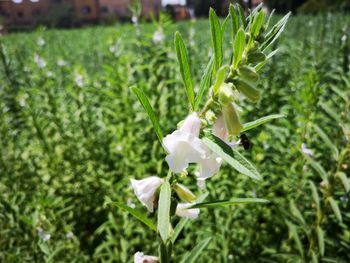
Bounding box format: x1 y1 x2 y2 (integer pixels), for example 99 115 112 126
0 11 350 263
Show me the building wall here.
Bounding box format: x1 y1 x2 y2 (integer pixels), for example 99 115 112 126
99 0 130 18
72 0 99 21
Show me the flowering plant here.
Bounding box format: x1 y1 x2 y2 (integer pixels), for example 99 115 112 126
106 4 290 262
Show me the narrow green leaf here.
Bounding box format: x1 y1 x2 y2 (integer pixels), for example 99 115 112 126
251 11 266 37
104 198 157 232
311 250 318 263
241 114 285 132
286 221 304 258
194 57 214 110
312 124 339 160
261 12 291 51
265 9 275 30
255 49 278 71
191 198 269 208
229 4 239 45
212 65 228 95
174 31 195 110
309 181 320 211
233 28 246 69
319 102 342 123
328 197 342 223
304 155 329 183
290 200 306 226
317 226 325 256
203 135 262 181
237 4 246 28
209 8 223 74
337 172 349 192
158 181 172 242
180 237 211 263
131 87 163 144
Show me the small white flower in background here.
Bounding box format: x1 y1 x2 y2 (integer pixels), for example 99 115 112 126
134 252 158 263
176 203 200 219
301 143 314 157
153 28 164 44
34 54 46 68
66 231 74 239
57 59 67 67
131 15 138 25
37 227 51 241
37 37 45 47
163 112 222 186
130 176 164 212
109 43 119 54
46 71 54 78
74 73 84 87
126 198 136 209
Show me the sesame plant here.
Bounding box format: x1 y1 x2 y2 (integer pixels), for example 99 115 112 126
106 4 290 262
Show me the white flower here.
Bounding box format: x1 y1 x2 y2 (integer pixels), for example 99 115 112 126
66 231 74 239
126 198 136 209
34 54 46 68
37 37 45 46
57 59 67 67
131 16 138 25
37 227 51 241
130 176 164 212
163 112 222 184
153 28 164 43
213 115 229 142
176 203 200 219
301 143 314 156
74 73 84 87
134 252 158 263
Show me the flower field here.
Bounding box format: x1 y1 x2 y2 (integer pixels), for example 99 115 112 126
0 11 349 262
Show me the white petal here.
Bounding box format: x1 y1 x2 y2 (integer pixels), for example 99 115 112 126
134 252 158 263
176 203 200 219
198 155 222 180
213 115 229 142
130 176 164 212
179 112 201 137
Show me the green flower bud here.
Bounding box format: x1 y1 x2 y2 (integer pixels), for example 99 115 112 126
174 183 196 203
218 83 235 105
247 51 266 64
238 65 259 83
234 79 261 102
222 103 242 136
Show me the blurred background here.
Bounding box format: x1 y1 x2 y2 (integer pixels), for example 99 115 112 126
0 0 349 262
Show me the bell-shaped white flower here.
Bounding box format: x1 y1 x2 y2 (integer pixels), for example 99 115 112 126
301 143 314 157
134 252 158 263
176 203 200 219
213 115 229 142
130 176 164 212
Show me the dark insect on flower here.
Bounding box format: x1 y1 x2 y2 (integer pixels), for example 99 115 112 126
240 133 251 150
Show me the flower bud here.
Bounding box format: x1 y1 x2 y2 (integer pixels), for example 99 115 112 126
234 79 261 102
218 83 235 105
174 183 196 203
222 103 242 136
247 51 266 64
238 66 259 83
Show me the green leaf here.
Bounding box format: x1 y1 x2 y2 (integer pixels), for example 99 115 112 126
131 87 163 144
261 12 291 51
312 124 339 160
255 49 279 71
319 102 342 124
241 114 285 132
180 237 211 263
309 181 320 211
229 4 239 45
251 10 266 38
304 155 328 183
158 180 172 242
237 4 246 28
203 135 262 181
212 65 228 95
286 221 304 258
290 200 306 226
191 198 269 208
233 28 246 69
174 31 195 110
337 172 349 192
194 57 214 110
209 8 223 75
328 197 342 223
317 226 325 256
104 197 157 232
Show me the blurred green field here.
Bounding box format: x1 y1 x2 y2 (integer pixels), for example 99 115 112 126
0 13 349 262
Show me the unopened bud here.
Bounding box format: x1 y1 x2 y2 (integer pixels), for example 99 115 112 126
174 183 196 203
247 51 266 64
234 79 261 102
238 66 259 83
222 103 242 136
218 83 235 105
